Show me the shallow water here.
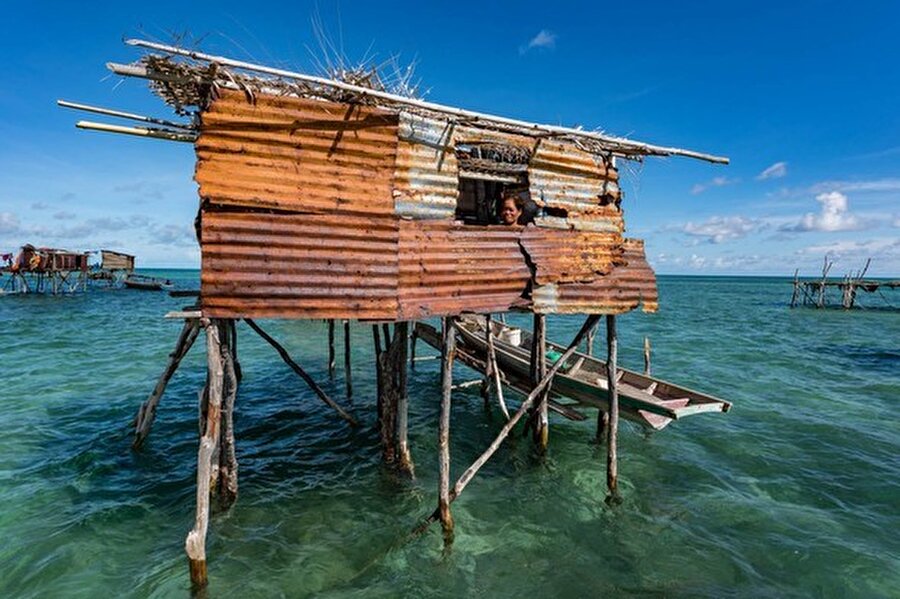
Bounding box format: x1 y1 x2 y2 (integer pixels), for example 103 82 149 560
1 273 898 598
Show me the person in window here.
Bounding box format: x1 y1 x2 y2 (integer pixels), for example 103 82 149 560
497 189 535 226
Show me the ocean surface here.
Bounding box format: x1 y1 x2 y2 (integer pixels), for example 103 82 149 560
1 272 898 598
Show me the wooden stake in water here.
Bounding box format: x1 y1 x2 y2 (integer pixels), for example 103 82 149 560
396 321 414 476
327 319 336 379
438 317 457 546
534 313 549 452
643 336 652 376
606 315 619 497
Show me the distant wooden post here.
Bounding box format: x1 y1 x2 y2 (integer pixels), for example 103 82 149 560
533 313 549 452
818 256 833 308
344 320 353 401
185 319 224 590
396 321 414 476
643 337 651 376
327 319 336 379
605 315 619 497
790 268 799 308
438 317 457 546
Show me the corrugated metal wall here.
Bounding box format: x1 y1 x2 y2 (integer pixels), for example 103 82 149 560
398 221 530 320
520 227 625 285
528 139 620 215
394 113 459 219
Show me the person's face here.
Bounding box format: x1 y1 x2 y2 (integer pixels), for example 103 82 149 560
500 198 521 225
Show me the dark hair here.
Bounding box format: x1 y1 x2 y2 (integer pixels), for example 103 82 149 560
500 189 526 209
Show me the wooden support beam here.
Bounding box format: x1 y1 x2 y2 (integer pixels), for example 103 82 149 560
185 319 224 590
790 268 799 308
244 319 358 426
344 320 353 401
133 319 200 449
409 322 418 370
327 319 336 379
218 320 239 508
533 313 549 452
481 314 510 419
438 317 457 546
396 322 414 477
605 315 620 498
643 337 652 376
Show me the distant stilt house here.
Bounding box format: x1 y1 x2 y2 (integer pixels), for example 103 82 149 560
89 249 136 286
62 39 731 589
1 244 90 294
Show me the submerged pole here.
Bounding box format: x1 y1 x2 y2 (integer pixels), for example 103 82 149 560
185 319 224 590
643 336 651 376
533 313 549 452
396 321 414 476
344 320 353 401
606 315 619 497
438 317 457 546
327 319 336 379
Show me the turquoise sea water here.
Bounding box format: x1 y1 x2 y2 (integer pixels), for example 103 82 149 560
1 272 898 598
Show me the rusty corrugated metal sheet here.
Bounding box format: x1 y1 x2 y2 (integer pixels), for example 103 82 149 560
520 227 625 285
528 139 620 215
195 89 399 216
393 113 459 218
201 209 399 320
532 239 657 315
398 221 530 319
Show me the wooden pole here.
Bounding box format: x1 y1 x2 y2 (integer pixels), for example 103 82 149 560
133 319 200 449
605 315 619 497
327 319 336 379
790 268 799 308
396 321 414 476
218 320 239 508
533 313 549 452
244 318 358 426
643 336 651 376
438 317 457 546
586 326 595 357
409 322 418 370
413 315 601 536
344 320 353 401
185 319 224 589
483 314 509 419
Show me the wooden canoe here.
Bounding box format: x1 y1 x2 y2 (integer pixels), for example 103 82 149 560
418 315 731 431
123 274 173 291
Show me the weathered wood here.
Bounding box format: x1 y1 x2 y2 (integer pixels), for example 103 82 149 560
409 322 418 370
481 314 510 419
133 319 200 449
413 315 601 536
643 336 651 376
790 268 799 308
438 317 457 546
244 318 358 426
185 319 224 589
344 320 353 401
327 319 336 379
533 313 549 452
396 322 414 476
218 320 239 508
606 315 619 497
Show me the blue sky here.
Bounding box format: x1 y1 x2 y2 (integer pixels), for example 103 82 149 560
1 1 898 275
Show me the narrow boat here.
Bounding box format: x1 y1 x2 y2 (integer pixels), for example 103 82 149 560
123 274 174 291
416 316 731 430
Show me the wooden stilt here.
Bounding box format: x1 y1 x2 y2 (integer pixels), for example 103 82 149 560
133 318 200 449
481 314 509 419
327 319 336 379
586 325 595 357
244 318 358 426
533 313 549 452
790 269 799 308
643 337 651 376
414 315 600 535
409 322 418 370
396 321 414 477
218 320 239 508
231 319 242 383
185 319 224 590
605 315 619 497
344 320 353 401
438 317 457 546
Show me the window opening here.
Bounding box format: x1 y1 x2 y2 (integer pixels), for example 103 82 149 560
455 142 536 225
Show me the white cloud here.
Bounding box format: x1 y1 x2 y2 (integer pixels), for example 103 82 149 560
798 238 900 260
810 178 900 194
757 161 787 180
894 217 900 228
681 215 762 243
0 212 21 235
520 30 556 54
783 191 870 232
691 176 738 195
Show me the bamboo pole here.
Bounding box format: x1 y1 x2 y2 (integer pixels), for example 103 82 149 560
185 319 224 589
133 319 200 449
75 120 197 142
244 318 358 426
606 315 619 497
344 320 353 401
396 322 414 476
438 317 457 546
327 319 336 379
124 39 729 164
57 99 195 130
414 315 600 535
